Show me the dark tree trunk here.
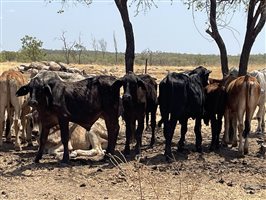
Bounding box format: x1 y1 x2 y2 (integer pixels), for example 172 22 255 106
238 35 254 76
115 0 135 73
238 0 265 76
206 0 229 77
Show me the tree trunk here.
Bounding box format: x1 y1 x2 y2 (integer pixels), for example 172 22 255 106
115 0 135 73
238 35 254 76
238 0 265 76
206 0 229 77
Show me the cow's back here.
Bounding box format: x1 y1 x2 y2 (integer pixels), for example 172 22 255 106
186 75 206 118
138 74 157 107
164 73 189 118
226 75 260 112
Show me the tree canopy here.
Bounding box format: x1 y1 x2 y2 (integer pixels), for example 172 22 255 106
20 35 44 61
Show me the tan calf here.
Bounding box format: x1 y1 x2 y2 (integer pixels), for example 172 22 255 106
0 70 29 150
224 75 261 155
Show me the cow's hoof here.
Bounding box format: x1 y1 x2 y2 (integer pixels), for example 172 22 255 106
164 150 174 162
27 142 33 147
232 141 238 147
5 139 12 144
222 142 228 147
123 149 130 156
209 143 215 151
244 148 249 155
135 148 141 156
21 141 26 145
165 154 174 163
15 146 22 151
177 143 185 152
196 146 202 153
150 140 155 148
61 159 69 165
214 145 220 152
34 154 42 163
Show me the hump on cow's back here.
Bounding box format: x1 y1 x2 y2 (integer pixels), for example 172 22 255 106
168 72 189 83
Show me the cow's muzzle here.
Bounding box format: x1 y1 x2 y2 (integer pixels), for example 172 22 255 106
28 100 38 107
122 94 132 102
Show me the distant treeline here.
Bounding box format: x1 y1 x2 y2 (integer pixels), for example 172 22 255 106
0 49 265 67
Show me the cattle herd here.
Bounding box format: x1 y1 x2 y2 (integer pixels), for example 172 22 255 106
0 64 265 164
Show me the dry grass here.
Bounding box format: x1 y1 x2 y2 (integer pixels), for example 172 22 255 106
1 62 265 81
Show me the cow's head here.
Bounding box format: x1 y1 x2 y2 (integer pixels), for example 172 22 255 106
121 72 147 106
16 72 54 109
25 110 40 136
190 66 212 87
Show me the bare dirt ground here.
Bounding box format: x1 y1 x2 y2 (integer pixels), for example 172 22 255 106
0 62 266 200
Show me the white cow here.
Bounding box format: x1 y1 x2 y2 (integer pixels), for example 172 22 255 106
249 70 266 134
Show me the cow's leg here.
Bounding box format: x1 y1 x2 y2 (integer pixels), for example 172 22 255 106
209 116 217 151
237 114 244 156
215 114 223 150
164 116 178 160
47 143 64 156
157 118 163 128
150 107 157 147
123 119 134 155
135 116 145 155
0 107 5 148
13 107 22 151
35 127 49 163
86 130 105 158
243 100 258 155
243 119 250 155
20 105 31 146
255 104 264 134
5 109 12 143
177 118 188 151
223 109 230 145
262 106 265 134
105 115 120 156
231 116 238 147
194 117 202 153
145 111 150 131
58 119 70 163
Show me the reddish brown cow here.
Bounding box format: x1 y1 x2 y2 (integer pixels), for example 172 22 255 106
224 75 261 155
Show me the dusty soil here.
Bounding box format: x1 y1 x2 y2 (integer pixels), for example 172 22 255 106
0 63 266 200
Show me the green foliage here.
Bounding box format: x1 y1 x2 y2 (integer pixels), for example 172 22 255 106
20 35 45 62
0 49 265 67
0 51 18 62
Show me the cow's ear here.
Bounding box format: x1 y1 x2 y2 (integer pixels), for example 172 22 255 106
205 70 212 75
112 79 123 90
16 85 29 96
43 84 53 107
137 78 147 91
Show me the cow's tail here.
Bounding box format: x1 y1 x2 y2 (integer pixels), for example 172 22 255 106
5 76 12 137
243 75 252 138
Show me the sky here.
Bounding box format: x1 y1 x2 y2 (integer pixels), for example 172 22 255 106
0 0 265 55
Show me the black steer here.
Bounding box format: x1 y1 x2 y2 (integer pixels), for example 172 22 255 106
16 71 122 163
121 72 157 156
203 82 226 151
159 66 211 160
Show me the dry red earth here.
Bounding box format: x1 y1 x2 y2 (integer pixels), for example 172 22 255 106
0 63 265 200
